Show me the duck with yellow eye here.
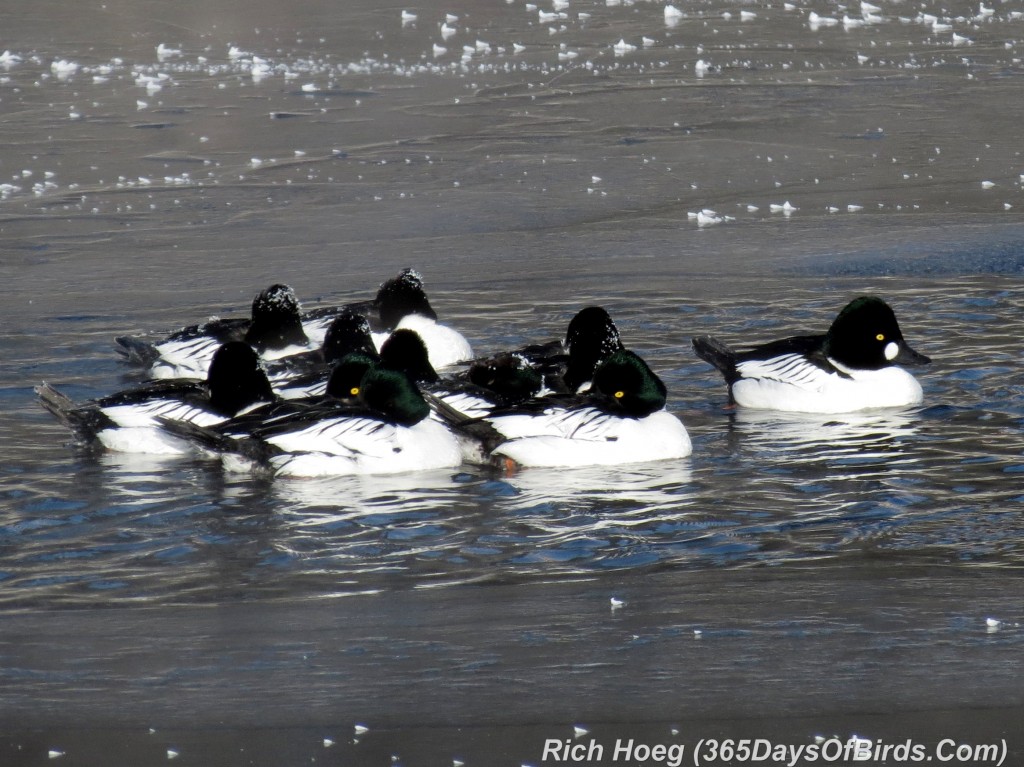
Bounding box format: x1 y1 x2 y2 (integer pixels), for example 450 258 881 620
692 295 931 413
157 345 462 477
429 348 692 469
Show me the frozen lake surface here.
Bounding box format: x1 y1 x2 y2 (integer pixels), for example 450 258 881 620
2 0 1023 764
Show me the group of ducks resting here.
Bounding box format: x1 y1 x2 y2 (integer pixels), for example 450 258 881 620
36 268 931 477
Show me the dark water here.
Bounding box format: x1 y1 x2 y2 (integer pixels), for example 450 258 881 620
2 0 1024 764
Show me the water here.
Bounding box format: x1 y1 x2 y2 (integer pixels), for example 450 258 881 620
2 0 1024 764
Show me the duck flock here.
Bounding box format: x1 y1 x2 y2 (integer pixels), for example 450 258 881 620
36 268 930 478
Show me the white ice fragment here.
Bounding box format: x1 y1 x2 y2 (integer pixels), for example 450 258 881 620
952 33 972 46
847 204 864 212
827 206 840 213
591 175 602 183
323 738 335 748
693 629 703 638
156 44 182 61
51 59 79 79
446 13 459 23
986 617 1002 628
695 209 723 226
250 158 263 168
433 44 448 57
401 10 417 24
664 5 684 25
539 9 561 21
857 54 870 64
1004 203 1012 210
475 40 491 53
981 180 995 189
769 201 797 214
301 82 317 92
228 46 249 60
978 3 994 17
642 36 656 47
513 43 527 54
746 204 759 212
48 750 65 760
694 59 711 77
610 597 625 609
441 23 457 39
808 11 839 28
553 0 569 9
0 50 22 69
354 724 370 736
613 39 637 56
167 749 179 760
740 11 757 21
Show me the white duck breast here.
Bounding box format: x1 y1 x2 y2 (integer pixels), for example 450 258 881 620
391 313 472 369
489 407 692 467
262 418 462 477
733 356 924 413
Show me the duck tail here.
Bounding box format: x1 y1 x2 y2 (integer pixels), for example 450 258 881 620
35 382 106 442
692 336 740 384
421 391 505 462
155 416 275 465
114 335 160 366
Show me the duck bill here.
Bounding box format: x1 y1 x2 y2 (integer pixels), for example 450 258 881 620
895 342 931 366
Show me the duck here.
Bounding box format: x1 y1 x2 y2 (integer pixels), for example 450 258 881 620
267 308 379 399
116 284 314 379
454 305 622 400
692 295 931 413
302 268 472 369
431 348 692 469
158 344 462 478
36 342 276 454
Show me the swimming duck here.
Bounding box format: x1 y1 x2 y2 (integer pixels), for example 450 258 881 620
116 284 313 379
37 341 276 454
432 348 692 468
692 295 931 413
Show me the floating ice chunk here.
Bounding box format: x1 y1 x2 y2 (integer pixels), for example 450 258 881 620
513 43 527 54
694 209 723 226
445 13 459 23
843 15 865 29
323 738 335 748
978 3 994 16
401 9 417 25
0 50 23 69
847 204 864 212
301 82 318 92
475 40 492 53
228 46 249 60
167 749 179 760
642 36 656 47
746 204 759 212
539 9 561 21
613 39 637 56
558 49 579 60
156 44 182 61
952 33 972 46
769 201 797 214
51 59 79 79
433 44 448 57
1004 203 1012 210
354 724 370 736
981 180 995 189
441 23 457 39
861 1 881 13
857 54 870 64
740 10 757 21
610 597 625 609
664 4 684 24
553 0 569 9
808 11 839 28
694 59 711 77
986 617 1001 631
